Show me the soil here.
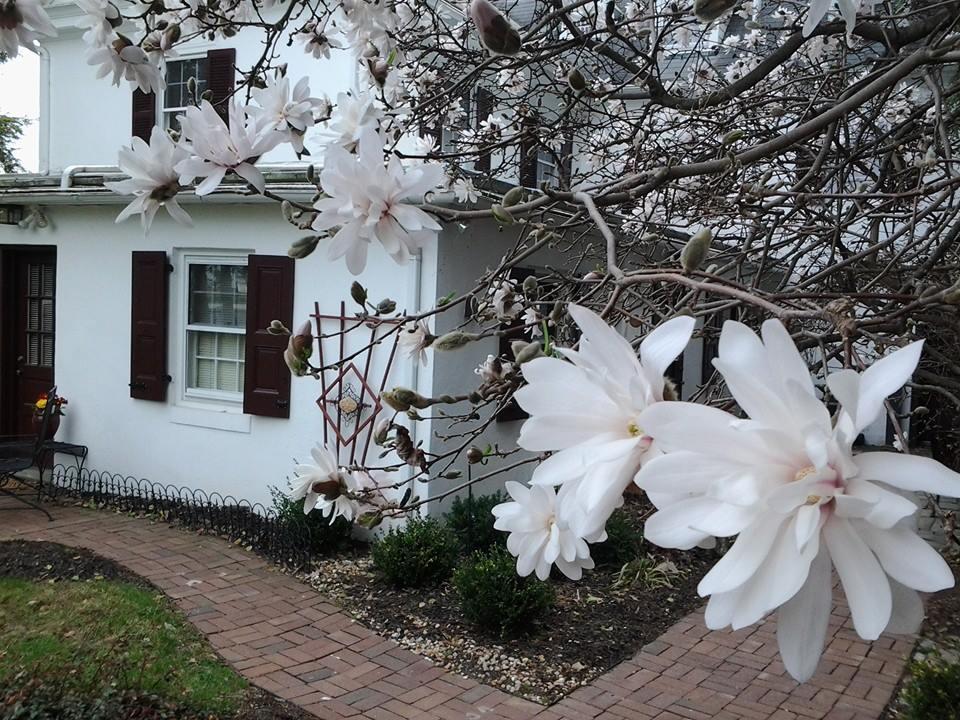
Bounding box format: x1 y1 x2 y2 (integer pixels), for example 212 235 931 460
305 498 714 705
0 540 314 720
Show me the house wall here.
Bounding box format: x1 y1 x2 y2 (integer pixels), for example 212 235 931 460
40 8 356 173
0 201 421 508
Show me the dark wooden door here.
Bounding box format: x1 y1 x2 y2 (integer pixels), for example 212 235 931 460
4 250 56 436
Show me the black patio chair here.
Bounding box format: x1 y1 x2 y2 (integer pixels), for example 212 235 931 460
0 401 56 521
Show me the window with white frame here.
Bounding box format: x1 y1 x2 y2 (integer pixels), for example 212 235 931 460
536 148 560 188
184 257 247 400
163 57 209 130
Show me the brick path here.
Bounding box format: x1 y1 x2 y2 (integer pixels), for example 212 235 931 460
1 499 915 719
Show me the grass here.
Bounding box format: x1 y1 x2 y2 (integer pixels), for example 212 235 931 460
0 577 248 714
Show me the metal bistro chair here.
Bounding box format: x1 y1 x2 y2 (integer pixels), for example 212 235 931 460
0 387 88 521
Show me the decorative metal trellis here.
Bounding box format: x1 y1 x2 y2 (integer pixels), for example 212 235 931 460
45 464 314 569
311 301 401 465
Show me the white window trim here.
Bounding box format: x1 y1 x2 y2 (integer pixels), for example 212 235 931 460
175 250 251 410
159 53 210 130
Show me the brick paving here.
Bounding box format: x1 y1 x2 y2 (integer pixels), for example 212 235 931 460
1 499 915 719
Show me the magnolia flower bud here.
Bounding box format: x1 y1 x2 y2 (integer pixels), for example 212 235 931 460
694 0 738 22
491 204 515 225
163 22 181 47
681 228 712 273
522 275 538 297
433 331 479 351
722 129 744 145
351 281 368 306
283 321 313 376
288 236 320 259
512 340 543 364
567 68 587 92
583 271 603 281
468 0 522 56
365 57 389 87
267 319 290 335
382 388 416 412
502 186 524 207
306 164 315 183
373 419 391 445
467 446 484 464
377 298 397 314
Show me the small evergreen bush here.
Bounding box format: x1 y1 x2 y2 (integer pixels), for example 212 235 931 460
444 491 506 554
900 653 960 720
453 546 555 637
371 516 459 587
590 508 643 567
270 487 354 556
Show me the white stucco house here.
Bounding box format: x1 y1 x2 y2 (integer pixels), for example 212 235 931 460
0 1 895 513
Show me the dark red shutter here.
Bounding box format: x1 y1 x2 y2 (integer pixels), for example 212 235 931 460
519 114 539 188
243 255 294 418
132 89 156 142
474 88 493 173
130 251 170 401
206 48 236 126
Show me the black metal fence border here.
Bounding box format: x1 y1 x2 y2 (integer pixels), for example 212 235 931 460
46 464 313 569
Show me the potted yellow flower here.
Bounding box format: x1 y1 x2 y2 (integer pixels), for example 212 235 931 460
32 392 67 441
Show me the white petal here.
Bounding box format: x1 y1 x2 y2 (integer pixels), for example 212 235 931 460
885 580 924 635
860 524 955 593
639 315 695 396
698 515 784 596
855 451 960 497
824 517 891 640
776 547 832 682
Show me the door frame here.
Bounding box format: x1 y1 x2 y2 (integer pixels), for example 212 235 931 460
0 245 57 436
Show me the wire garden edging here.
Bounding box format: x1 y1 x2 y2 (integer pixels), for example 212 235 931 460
46 464 314 569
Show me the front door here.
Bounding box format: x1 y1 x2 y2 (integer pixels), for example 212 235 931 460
2 249 56 436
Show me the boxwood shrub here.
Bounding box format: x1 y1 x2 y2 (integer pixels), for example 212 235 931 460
444 491 507 554
371 516 459 587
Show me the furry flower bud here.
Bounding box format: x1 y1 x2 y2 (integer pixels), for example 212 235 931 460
288 236 320 259
283 321 313 376
433 331 480 351
468 0 522 56
512 339 542 364
350 281 368 306
567 68 587 92
681 228 712 273
502 186 524 207
694 0 738 22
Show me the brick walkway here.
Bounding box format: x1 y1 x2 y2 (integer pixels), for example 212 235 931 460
1 499 915 719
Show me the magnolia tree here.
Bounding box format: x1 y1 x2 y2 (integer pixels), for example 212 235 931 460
7 0 960 682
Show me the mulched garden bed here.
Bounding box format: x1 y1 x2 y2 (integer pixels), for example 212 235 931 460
0 540 314 720
304 498 714 705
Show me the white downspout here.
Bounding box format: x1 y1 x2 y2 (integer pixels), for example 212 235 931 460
60 165 120 189
37 46 51 175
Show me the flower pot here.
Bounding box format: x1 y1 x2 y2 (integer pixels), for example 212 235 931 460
32 413 60 443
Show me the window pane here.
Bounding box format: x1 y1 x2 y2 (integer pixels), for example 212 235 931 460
164 58 209 109
187 330 246 394
188 264 247 329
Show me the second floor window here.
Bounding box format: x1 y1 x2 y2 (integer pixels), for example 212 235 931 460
163 58 209 130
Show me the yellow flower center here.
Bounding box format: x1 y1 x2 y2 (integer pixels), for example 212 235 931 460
794 465 816 483
627 422 643 437
804 495 822 505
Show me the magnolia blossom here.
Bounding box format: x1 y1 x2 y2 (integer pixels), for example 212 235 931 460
75 0 118 46
295 18 343 59
323 91 383 151
290 445 362 523
0 0 56 57
475 354 513 384
247 74 326 154
87 37 164 94
487 278 524 321
636 320 960 682
397 320 432 366
175 101 282 196
493 481 595 580
803 0 861 41
312 127 445 274
452 178 478 204
516 305 695 533
106 126 192 231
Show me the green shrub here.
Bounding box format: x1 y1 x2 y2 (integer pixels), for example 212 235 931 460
900 653 960 720
590 508 643 567
270 487 354 556
453 546 555 637
444 491 507 554
371 517 459 587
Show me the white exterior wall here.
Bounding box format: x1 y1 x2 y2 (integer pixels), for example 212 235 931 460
0 201 421 507
40 5 356 172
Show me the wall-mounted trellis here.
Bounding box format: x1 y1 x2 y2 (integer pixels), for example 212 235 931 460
311 301 401 465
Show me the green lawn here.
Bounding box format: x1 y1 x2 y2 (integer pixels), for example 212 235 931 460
0 577 248 715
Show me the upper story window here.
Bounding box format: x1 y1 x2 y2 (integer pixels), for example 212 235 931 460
163 58 209 130
184 257 247 401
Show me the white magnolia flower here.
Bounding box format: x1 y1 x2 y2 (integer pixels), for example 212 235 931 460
398 320 432 366
636 319 960 682
175 100 282 196
311 127 445 274
247 74 325 154
323 91 383 151
515 304 695 528
493 481 595 580
87 36 164 94
475 354 513 384
803 0 862 42
0 0 56 57
489 278 524 321
452 177 478 204
76 0 118 47
295 18 343 59
290 444 361 524
106 126 192 232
